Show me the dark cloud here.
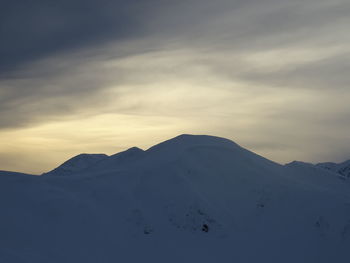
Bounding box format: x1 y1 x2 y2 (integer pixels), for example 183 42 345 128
0 0 162 74
2 0 349 75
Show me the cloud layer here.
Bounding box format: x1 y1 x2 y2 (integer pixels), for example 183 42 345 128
1 0 350 173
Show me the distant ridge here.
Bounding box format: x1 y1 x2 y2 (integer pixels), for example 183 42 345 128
317 160 350 178
0 170 36 176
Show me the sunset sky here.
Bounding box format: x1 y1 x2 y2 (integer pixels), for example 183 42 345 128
1 0 350 174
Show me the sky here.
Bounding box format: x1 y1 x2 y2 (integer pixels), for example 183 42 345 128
1 0 350 174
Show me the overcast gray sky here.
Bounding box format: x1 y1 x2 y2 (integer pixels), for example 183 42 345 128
1 0 350 174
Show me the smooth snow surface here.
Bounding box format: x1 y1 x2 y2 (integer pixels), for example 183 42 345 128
1 134 350 263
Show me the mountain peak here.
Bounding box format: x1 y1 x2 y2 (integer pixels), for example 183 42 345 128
112 146 143 156
147 134 239 153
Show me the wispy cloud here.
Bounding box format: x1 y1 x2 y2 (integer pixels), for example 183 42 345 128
1 0 350 172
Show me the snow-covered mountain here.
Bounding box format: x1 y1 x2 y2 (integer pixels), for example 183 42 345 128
285 159 350 179
43 153 108 176
1 134 350 263
317 160 350 179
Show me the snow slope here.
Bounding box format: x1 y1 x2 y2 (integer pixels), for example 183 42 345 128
43 153 108 176
1 134 350 263
0 170 36 176
317 160 350 179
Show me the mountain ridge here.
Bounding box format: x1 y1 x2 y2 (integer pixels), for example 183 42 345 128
1 134 350 262
2 135 349 178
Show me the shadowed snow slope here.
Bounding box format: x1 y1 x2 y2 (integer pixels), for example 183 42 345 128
317 160 350 179
0 170 36 176
43 153 108 176
1 134 350 263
